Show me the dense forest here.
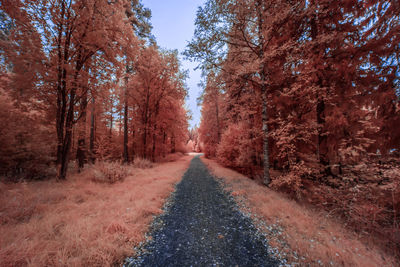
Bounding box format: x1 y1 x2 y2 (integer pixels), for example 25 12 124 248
0 0 399 264
0 0 189 180
185 0 399 253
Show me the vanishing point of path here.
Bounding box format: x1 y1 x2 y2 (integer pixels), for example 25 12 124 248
125 156 280 267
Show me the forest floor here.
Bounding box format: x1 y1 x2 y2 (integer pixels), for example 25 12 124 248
1 154 397 266
124 156 281 266
203 157 397 266
0 154 191 266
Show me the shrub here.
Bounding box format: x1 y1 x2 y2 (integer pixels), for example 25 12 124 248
216 124 242 168
132 157 153 169
159 152 184 163
216 123 260 173
91 161 128 183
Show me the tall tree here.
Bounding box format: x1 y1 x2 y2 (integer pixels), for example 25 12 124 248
1 0 140 179
122 0 153 163
185 0 277 185
187 0 399 187
128 47 188 160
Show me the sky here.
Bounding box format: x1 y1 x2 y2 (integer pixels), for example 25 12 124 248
142 0 206 129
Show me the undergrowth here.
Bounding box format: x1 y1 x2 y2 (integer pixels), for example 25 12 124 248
91 161 130 183
205 157 398 266
0 155 191 266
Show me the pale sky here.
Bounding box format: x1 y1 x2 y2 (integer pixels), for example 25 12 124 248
142 0 205 129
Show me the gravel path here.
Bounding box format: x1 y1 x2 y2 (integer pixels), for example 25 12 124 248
124 156 280 267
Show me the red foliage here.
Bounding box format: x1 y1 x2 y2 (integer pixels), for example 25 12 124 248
0 80 55 180
188 0 400 254
127 47 189 160
0 0 189 180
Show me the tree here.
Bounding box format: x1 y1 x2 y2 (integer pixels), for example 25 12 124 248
0 0 190 181
198 72 224 158
122 0 153 164
128 46 188 160
1 0 140 179
187 0 399 188
185 0 274 185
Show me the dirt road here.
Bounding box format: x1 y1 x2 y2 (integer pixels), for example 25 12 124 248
125 156 279 266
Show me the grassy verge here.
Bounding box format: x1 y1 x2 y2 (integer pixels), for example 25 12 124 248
0 155 191 266
202 157 396 266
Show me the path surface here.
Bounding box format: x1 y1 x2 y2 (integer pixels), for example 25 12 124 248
125 156 279 267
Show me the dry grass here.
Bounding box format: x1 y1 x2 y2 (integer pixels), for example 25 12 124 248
91 161 130 184
0 154 191 267
157 152 186 163
202 157 397 267
132 157 154 169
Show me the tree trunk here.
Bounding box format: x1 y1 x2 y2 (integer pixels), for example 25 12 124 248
215 92 221 143
142 86 150 158
311 14 329 168
256 0 270 186
55 1 93 179
248 114 257 169
131 128 135 160
171 134 175 153
317 97 328 164
162 130 166 157
152 127 156 162
76 86 88 172
58 64 81 179
119 112 122 135
89 92 95 163
261 75 271 186
109 112 113 138
58 90 75 179
123 75 129 163
56 1 70 180
57 36 86 179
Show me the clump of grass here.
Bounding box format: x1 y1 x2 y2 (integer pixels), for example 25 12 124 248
91 161 129 184
133 157 153 169
158 152 185 163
